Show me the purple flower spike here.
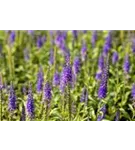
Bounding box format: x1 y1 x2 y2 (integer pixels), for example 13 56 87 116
132 84 135 100
91 30 97 47
98 82 107 99
27 30 34 35
112 52 119 64
37 36 43 48
97 105 106 121
53 72 60 86
80 87 88 103
83 30 87 34
37 67 44 93
72 30 78 39
73 56 81 75
55 35 61 47
98 55 104 70
8 84 16 111
123 55 130 74
60 64 72 93
81 41 87 61
103 32 112 56
49 48 54 66
55 32 64 47
44 82 52 101
62 31 67 40
59 42 66 51
9 31 16 43
26 85 34 119
98 58 109 99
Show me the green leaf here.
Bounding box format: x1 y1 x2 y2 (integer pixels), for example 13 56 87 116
102 119 111 121
120 108 131 120
128 104 135 119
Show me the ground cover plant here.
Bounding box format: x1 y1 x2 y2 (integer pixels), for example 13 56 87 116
0 30 135 121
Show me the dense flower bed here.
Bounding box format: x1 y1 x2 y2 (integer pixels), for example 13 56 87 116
0 30 134 121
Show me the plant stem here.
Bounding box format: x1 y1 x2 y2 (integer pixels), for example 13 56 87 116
40 103 44 120
67 84 71 121
10 112 13 121
61 93 64 113
45 101 49 121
